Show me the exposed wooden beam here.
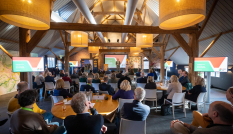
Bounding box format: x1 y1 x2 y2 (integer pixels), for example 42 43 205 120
152 55 159 62
153 34 160 42
59 30 66 47
162 34 166 44
0 38 18 43
93 11 140 16
197 0 219 38
27 30 48 53
100 0 104 12
89 1 101 11
165 46 179 52
151 47 161 58
69 47 78 55
141 0 148 12
164 34 170 49
0 45 13 59
172 33 192 56
141 52 150 60
88 42 164 47
50 22 198 34
199 29 233 42
101 15 111 24
99 49 130 53
200 33 222 57
49 48 64 65
165 46 180 63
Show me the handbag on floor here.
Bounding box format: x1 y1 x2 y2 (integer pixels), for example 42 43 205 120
161 104 172 116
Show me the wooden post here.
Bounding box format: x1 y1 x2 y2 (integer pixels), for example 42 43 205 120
160 45 165 81
19 28 31 82
64 33 69 73
188 33 199 85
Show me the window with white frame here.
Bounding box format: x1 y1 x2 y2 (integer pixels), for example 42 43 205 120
216 72 220 77
47 57 55 68
211 72 216 77
57 60 62 70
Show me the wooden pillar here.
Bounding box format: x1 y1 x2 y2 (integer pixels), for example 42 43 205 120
160 45 165 81
19 28 30 82
188 33 199 85
149 50 152 67
64 32 69 73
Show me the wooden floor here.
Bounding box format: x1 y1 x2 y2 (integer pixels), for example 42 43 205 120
0 88 228 134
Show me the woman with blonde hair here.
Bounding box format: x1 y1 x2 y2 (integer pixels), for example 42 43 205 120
145 76 157 89
112 80 134 100
92 73 101 83
147 69 154 77
53 79 73 99
108 72 118 83
185 76 206 102
158 75 182 104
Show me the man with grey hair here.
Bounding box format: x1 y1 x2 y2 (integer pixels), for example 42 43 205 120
117 72 131 89
137 72 147 83
35 71 45 95
80 78 96 93
121 87 150 121
62 72 72 85
64 93 107 134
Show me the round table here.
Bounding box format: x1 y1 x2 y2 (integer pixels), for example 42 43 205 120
157 86 186 91
51 94 119 120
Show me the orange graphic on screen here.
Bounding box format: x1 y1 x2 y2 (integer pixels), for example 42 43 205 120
13 57 42 68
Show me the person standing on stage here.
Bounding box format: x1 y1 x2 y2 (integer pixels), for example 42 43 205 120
116 58 121 72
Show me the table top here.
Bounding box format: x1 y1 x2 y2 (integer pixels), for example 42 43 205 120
157 86 186 91
51 94 119 120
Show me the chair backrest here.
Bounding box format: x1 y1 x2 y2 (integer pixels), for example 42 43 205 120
51 96 64 107
135 76 140 82
136 83 146 88
44 82 54 90
72 78 79 84
119 118 146 134
119 98 134 110
172 92 186 104
92 83 100 90
144 89 157 99
64 81 70 89
197 92 206 103
109 83 118 91
99 91 109 94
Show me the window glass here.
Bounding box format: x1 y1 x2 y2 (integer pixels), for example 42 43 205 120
47 57 55 68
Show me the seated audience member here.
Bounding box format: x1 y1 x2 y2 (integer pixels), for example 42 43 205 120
45 72 55 84
100 71 105 77
117 72 131 89
78 69 82 77
10 90 65 134
136 68 141 77
55 68 60 77
8 81 54 122
180 71 190 86
108 73 118 83
64 93 107 134
129 69 134 75
35 72 45 95
190 87 233 129
121 87 150 121
116 70 123 78
159 75 182 105
185 76 206 102
44 69 49 78
147 69 154 77
80 78 96 93
178 69 182 78
99 76 114 95
71 69 79 79
62 72 72 85
113 80 134 100
60 70 65 77
53 79 73 99
170 101 233 134
88 70 94 78
105 69 111 75
145 76 157 89
152 68 158 81
79 72 87 82
111 70 115 74
137 72 147 83
92 73 101 83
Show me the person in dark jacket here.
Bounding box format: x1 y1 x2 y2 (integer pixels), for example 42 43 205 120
99 76 114 95
145 76 157 89
116 70 123 78
80 78 96 93
117 72 131 89
60 70 65 77
121 87 150 121
136 68 141 77
180 71 190 86
185 76 206 102
45 72 55 84
152 68 158 81
79 72 87 82
71 69 79 79
54 68 60 76
92 73 101 83
137 72 147 83
53 79 73 99
105 69 111 75
64 93 107 134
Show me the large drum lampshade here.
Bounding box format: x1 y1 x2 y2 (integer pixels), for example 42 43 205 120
159 0 206 30
71 31 88 47
136 34 153 48
130 47 141 53
88 46 99 53
0 0 51 30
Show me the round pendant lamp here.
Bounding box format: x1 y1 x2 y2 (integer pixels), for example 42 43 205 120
71 31 88 47
159 0 206 30
130 47 141 53
88 46 99 53
136 34 153 48
0 0 51 30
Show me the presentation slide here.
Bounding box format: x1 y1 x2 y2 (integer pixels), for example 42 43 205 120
69 61 78 67
165 61 173 67
12 57 44 72
105 55 127 68
194 57 228 72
